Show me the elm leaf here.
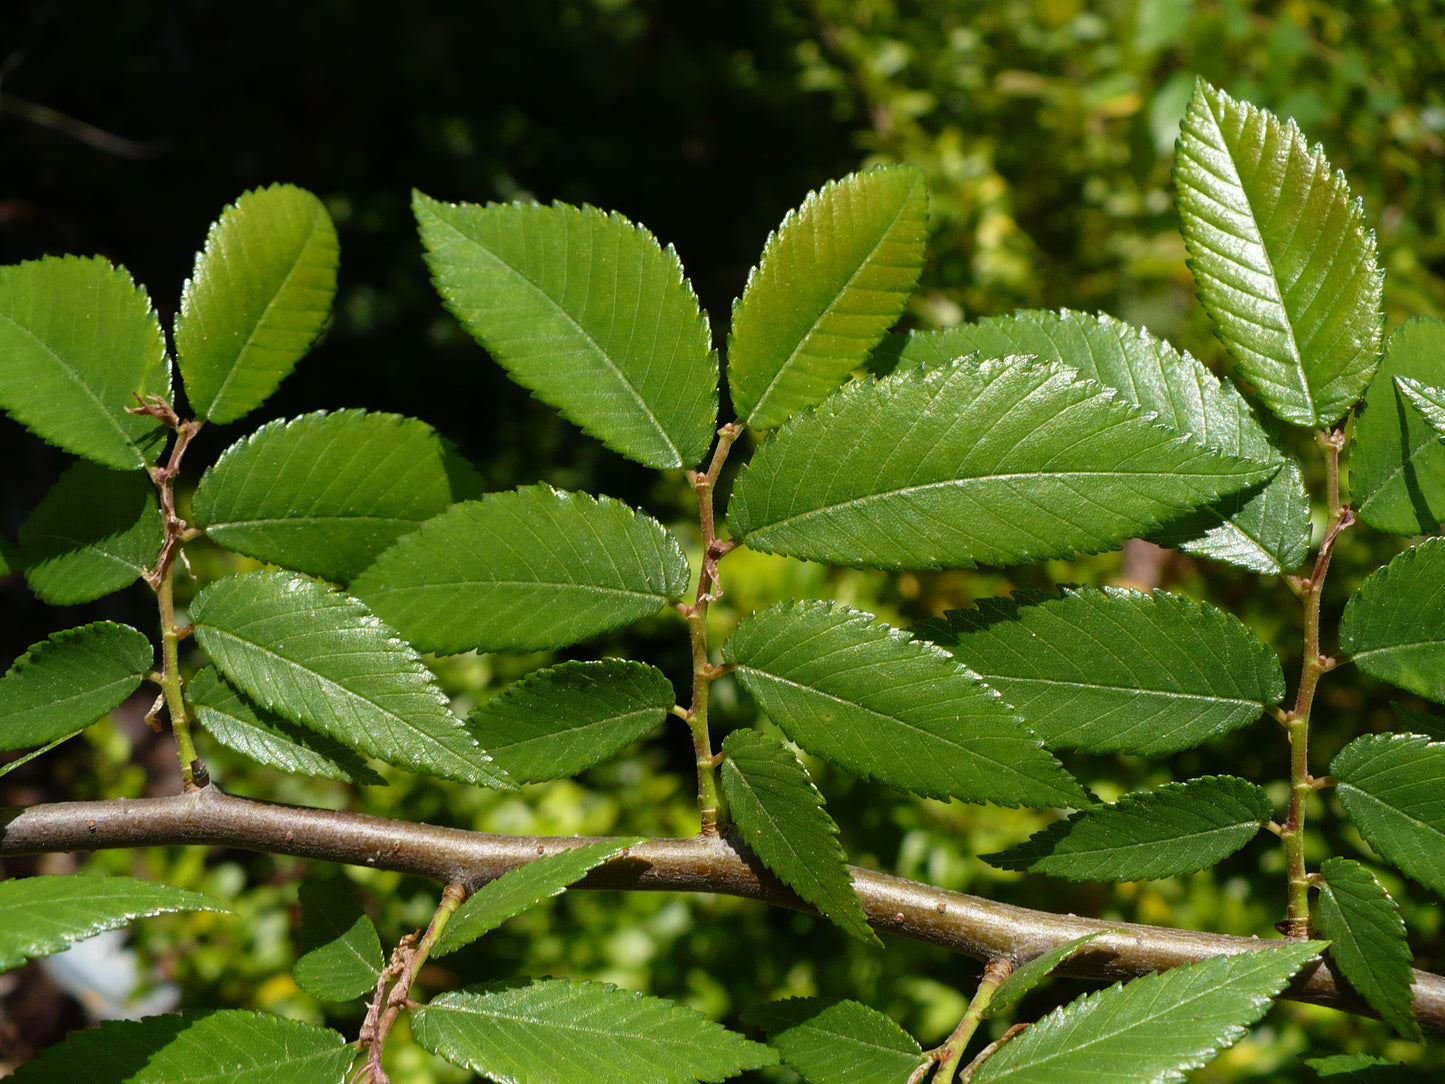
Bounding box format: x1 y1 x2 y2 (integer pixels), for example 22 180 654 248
1340 539 1445 703
1395 375 1445 442
1316 857 1420 1041
742 998 924 1084
982 933 1105 1020
292 881 384 1002
1331 734 1445 898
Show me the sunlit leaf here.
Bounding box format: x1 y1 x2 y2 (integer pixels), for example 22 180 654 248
742 998 924 1084
917 587 1284 754
1395 376 1445 442
971 942 1326 1083
1316 857 1420 1041
1331 733 1445 898
292 880 384 1002
727 356 1277 571
1174 79 1383 427
352 485 691 654
0 875 228 971
720 729 877 944
191 569 511 787
414 192 717 470
983 776 1271 881
982 933 1104 1020
174 184 339 425
466 659 673 784
722 601 1089 808
1340 539 1445 703
18 461 163 604
412 978 778 1084
0 622 152 751
727 165 927 429
0 255 169 469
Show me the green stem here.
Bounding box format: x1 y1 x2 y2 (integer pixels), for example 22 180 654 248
918 957 1012 1084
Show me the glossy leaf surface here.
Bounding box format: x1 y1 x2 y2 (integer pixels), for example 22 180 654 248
0 622 152 750
984 776 1271 881
727 356 1277 571
351 485 690 654
723 601 1088 808
1174 80 1383 427
982 933 1104 1020
174 184 339 424
972 942 1325 1083
727 165 927 429
742 998 923 1084
1395 376 1445 441
191 570 510 787
0 875 228 972
1316 857 1420 1041
193 410 467 583
18 461 163 605
1331 734 1445 897
414 192 717 470
412 978 778 1084
720 729 877 944
292 881 384 1002
918 587 1284 754
1340 539 1445 703
466 659 673 784
0 255 169 469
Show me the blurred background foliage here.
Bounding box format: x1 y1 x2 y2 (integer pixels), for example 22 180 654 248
2 1 1443 1079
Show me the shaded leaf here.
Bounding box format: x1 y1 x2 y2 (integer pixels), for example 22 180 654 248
1395 376 1445 441
982 933 1104 1020
1340 539 1445 703
412 978 778 1084
1316 857 1420 1041
1303 1054 1429 1081
722 601 1089 808
414 191 717 470
720 729 877 944
727 356 1277 571
742 998 923 1084
352 485 690 654
8 1010 354 1083
1174 79 1383 427
983 776 1271 881
0 622 152 750
1331 734 1445 898
917 587 1284 754
0 255 169 469
174 184 339 425
193 410 468 583
0 875 228 971
466 659 673 784
189 666 383 785
191 569 510 787
727 165 927 430
292 881 384 1002
18 461 163 605
1 534 18 577
1389 701 1445 741
1351 319 1445 535
432 839 642 957
972 942 1326 1083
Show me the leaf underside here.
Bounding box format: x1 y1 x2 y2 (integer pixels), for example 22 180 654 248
742 997 924 1084
1340 538 1445 704
1331 733 1445 898
292 880 385 1002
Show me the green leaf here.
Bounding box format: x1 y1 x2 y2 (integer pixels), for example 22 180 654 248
190 569 511 787
983 776 1271 881
1303 1054 1430 1081
727 356 1278 571
174 184 339 425
351 485 691 654
1331 733 1445 898
7 1010 354 1083
722 601 1089 808
1340 539 1445 703
0 255 169 469
18 461 164 605
720 729 877 945
414 191 717 470
412 978 778 1084
982 933 1105 1020
292 880 384 1001
742 998 924 1084
432 839 642 957
888 309 1309 573
466 659 673 784
193 410 470 583
0 622 152 751
917 587 1285 755
0 875 229 971
1316 857 1420 1041
971 941 1326 1083
1395 375 1445 441
1389 701 1445 741
1353 320 1445 535
189 666 383 784
1173 79 1383 428
1 533 18 576
727 165 927 430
